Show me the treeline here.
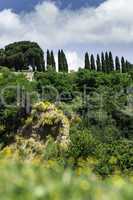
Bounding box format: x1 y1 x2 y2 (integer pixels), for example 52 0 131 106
47 50 133 73
46 49 68 72
85 51 133 73
0 41 132 73
0 41 69 73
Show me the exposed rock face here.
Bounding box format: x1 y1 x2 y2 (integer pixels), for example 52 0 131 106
21 102 70 148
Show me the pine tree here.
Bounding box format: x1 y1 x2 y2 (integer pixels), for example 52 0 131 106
115 56 120 72
85 52 90 70
105 52 110 73
51 51 56 71
109 51 114 72
90 54 96 70
121 57 126 73
101 52 106 72
96 54 101 72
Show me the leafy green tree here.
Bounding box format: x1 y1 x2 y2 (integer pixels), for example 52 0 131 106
85 52 90 70
0 41 45 71
96 54 102 72
6 53 25 71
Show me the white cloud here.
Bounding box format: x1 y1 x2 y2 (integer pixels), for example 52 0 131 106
66 51 83 71
0 0 132 69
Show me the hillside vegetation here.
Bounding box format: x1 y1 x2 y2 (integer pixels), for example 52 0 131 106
1 42 133 199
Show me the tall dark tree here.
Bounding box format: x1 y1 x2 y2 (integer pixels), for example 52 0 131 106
115 56 120 72
47 50 51 68
96 54 102 72
121 57 126 73
90 54 96 70
51 51 56 71
58 50 62 72
61 50 68 73
85 52 90 70
101 52 106 72
109 51 114 71
125 60 132 72
58 50 68 72
105 52 110 73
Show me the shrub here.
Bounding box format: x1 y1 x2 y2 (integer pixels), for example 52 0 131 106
68 127 98 159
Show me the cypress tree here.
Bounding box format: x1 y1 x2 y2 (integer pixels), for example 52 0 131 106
58 50 62 72
109 51 114 71
125 60 132 72
115 56 120 72
105 52 110 73
47 50 51 68
61 50 64 72
58 50 68 73
101 52 106 72
62 50 68 73
51 51 56 71
85 52 90 70
96 54 101 72
90 54 96 70
121 57 126 73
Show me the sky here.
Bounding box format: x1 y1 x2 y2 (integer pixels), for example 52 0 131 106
0 0 132 70
0 0 105 12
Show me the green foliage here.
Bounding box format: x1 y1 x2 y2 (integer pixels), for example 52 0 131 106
1 66 133 181
43 136 59 160
95 140 133 176
75 69 131 92
69 127 98 159
0 68 37 140
34 70 75 101
0 41 45 71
